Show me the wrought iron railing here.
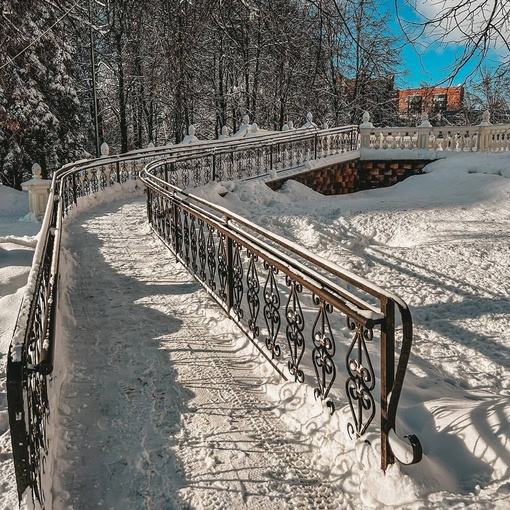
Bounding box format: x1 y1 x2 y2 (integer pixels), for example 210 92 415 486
6 156 144 508
140 168 422 472
6 124 402 508
145 125 358 188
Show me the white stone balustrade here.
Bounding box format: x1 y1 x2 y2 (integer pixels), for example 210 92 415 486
359 111 510 153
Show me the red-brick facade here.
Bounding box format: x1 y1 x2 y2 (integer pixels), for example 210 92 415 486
397 86 464 117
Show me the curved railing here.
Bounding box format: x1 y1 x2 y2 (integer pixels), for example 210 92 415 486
141 160 422 471
145 125 358 188
6 124 417 509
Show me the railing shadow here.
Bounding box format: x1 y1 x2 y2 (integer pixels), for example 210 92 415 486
53 200 197 509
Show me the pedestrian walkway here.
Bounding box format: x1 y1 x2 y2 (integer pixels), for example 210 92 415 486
52 196 344 510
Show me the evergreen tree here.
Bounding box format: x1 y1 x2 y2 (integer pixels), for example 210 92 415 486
0 0 86 188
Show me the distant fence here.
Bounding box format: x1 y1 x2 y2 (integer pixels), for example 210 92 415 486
360 111 510 153
146 125 358 188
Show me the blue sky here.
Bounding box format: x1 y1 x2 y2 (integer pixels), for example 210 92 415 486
385 1 502 89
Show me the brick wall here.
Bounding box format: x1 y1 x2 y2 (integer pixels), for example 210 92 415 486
396 86 464 115
266 158 432 195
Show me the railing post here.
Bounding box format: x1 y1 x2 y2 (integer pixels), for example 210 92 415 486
477 110 492 152
314 133 318 160
164 162 169 183
21 163 52 219
417 113 432 150
359 111 373 149
380 297 395 470
212 152 216 181
116 161 120 183
6 356 30 501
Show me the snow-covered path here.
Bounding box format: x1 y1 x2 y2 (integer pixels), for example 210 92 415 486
53 197 343 510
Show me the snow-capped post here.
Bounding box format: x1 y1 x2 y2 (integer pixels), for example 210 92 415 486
477 110 492 152
359 111 374 149
179 125 199 144
218 125 229 140
100 142 109 157
147 141 155 149
417 112 432 150
301 112 318 129
21 163 52 219
232 115 251 137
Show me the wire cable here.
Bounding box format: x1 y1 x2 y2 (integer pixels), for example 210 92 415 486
0 0 81 71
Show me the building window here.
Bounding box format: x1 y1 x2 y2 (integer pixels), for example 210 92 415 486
433 94 447 113
408 95 422 115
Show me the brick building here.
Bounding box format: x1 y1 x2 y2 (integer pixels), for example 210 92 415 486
396 85 464 119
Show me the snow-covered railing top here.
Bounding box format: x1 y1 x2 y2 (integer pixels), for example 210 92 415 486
360 111 510 153
6 120 359 508
141 137 423 475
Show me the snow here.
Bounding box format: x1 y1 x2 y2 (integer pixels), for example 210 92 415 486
1 153 510 508
0 185 40 509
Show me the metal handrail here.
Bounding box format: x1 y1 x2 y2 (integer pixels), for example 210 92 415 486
6 124 418 508
141 152 422 472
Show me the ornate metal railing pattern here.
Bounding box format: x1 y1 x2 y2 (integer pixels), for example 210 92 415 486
6 124 411 508
141 170 422 472
7 155 145 508
148 126 358 189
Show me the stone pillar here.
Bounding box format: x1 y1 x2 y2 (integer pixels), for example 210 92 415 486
417 113 432 150
218 125 229 140
359 111 374 149
21 163 52 218
477 111 492 152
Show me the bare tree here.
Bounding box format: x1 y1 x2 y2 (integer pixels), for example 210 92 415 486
395 0 510 83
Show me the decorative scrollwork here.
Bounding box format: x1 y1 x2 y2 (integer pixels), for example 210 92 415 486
26 370 50 499
198 219 207 281
108 163 116 186
193 160 201 187
182 162 190 189
232 241 244 319
254 148 262 176
175 205 183 258
285 276 305 382
183 210 190 264
90 169 99 193
311 296 336 413
246 149 254 177
345 317 376 438
99 166 107 190
216 155 225 181
206 225 216 291
82 171 90 195
190 215 198 272
246 251 260 337
169 171 178 187
204 156 212 184
227 153 234 180
263 262 281 358
120 160 129 182
236 151 243 180
217 233 227 302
